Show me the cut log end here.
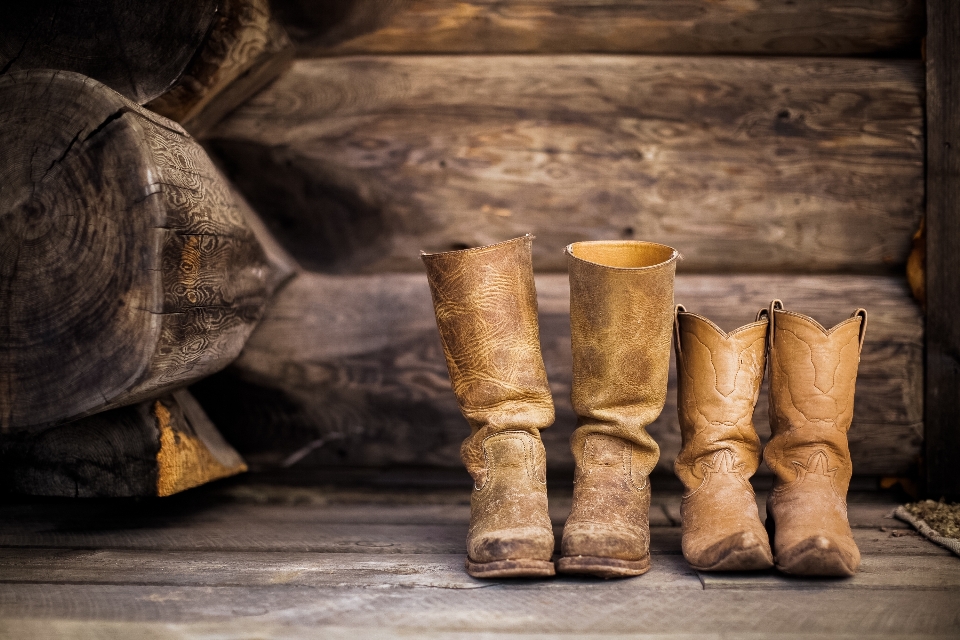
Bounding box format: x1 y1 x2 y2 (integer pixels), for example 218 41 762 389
0 390 246 498
155 392 247 497
0 70 290 431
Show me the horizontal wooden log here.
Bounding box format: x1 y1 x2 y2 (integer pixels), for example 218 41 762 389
273 0 924 57
0 0 218 104
0 390 246 497
146 0 295 137
0 70 294 431
191 272 923 475
209 56 924 274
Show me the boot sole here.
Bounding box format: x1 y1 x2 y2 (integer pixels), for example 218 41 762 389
465 557 556 578
556 554 650 578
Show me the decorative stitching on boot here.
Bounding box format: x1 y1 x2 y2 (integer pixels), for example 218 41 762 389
477 431 543 491
771 449 847 510
682 448 749 500
629 443 650 491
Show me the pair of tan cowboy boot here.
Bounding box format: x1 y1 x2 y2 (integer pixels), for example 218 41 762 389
422 236 677 578
674 300 867 577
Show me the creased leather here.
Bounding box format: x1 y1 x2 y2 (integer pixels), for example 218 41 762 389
422 236 554 568
764 303 866 576
674 310 773 570
561 241 678 567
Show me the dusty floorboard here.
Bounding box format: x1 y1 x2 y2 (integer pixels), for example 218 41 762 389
0 477 957 638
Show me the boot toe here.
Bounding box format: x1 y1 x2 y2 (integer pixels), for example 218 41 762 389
561 523 648 561
688 530 774 572
468 526 555 564
776 535 860 577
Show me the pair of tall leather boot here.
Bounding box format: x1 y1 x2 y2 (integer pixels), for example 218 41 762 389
422 236 866 579
422 235 676 578
675 300 867 576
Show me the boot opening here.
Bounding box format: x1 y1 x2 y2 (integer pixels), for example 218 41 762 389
568 241 678 269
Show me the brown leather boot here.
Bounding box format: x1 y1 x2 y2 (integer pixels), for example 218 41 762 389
421 236 556 578
557 241 679 578
674 306 774 571
764 300 867 577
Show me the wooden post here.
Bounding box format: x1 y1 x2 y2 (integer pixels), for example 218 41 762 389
925 0 960 501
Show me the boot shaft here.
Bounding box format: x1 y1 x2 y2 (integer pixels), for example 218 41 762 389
764 300 867 495
421 236 554 438
565 241 678 468
674 308 768 491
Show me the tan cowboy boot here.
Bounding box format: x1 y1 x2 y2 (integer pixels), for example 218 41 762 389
421 235 556 578
674 306 774 571
764 300 867 577
557 241 679 578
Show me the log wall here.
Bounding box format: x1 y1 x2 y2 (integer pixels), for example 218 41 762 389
198 0 927 477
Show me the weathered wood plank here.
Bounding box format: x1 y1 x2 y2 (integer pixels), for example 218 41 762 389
700 555 960 590
924 0 960 501
0 0 218 104
208 56 923 274
0 550 699 589
3 549 953 591
0 70 292 430
274 0 924 57
0 390 246 498
193 272 923 475
2 620 958 640
0 584 957 635
0 510 933 557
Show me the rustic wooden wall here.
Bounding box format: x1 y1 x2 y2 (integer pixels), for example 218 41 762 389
196 0 926 477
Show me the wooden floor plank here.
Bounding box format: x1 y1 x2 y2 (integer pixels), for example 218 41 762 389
5 619 956 640
0 522 942 557
0 584 956 635
1 548 952 589
0 550 699 590
700 555 960 591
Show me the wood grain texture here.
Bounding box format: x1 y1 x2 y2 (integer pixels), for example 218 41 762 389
0 0 218 104
190 272 923 475
146 0 296 137
0 584 957 635
209 56 924 274
0 390 245 497
2 549 954 590
0 495 934 555
0 70 290 431
0 485 954 637
924 0 960 502
273 0 924 57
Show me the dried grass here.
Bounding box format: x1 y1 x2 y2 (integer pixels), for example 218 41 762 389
903 499 960 539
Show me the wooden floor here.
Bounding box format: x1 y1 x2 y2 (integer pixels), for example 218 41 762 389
1 473 958 639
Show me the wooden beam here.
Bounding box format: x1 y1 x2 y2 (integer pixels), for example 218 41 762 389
146 0 295 137
209 56 924 274
0 0 218 104
924 0 960 501
191 272 923 476
0 70 295 431
271 0 924 57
